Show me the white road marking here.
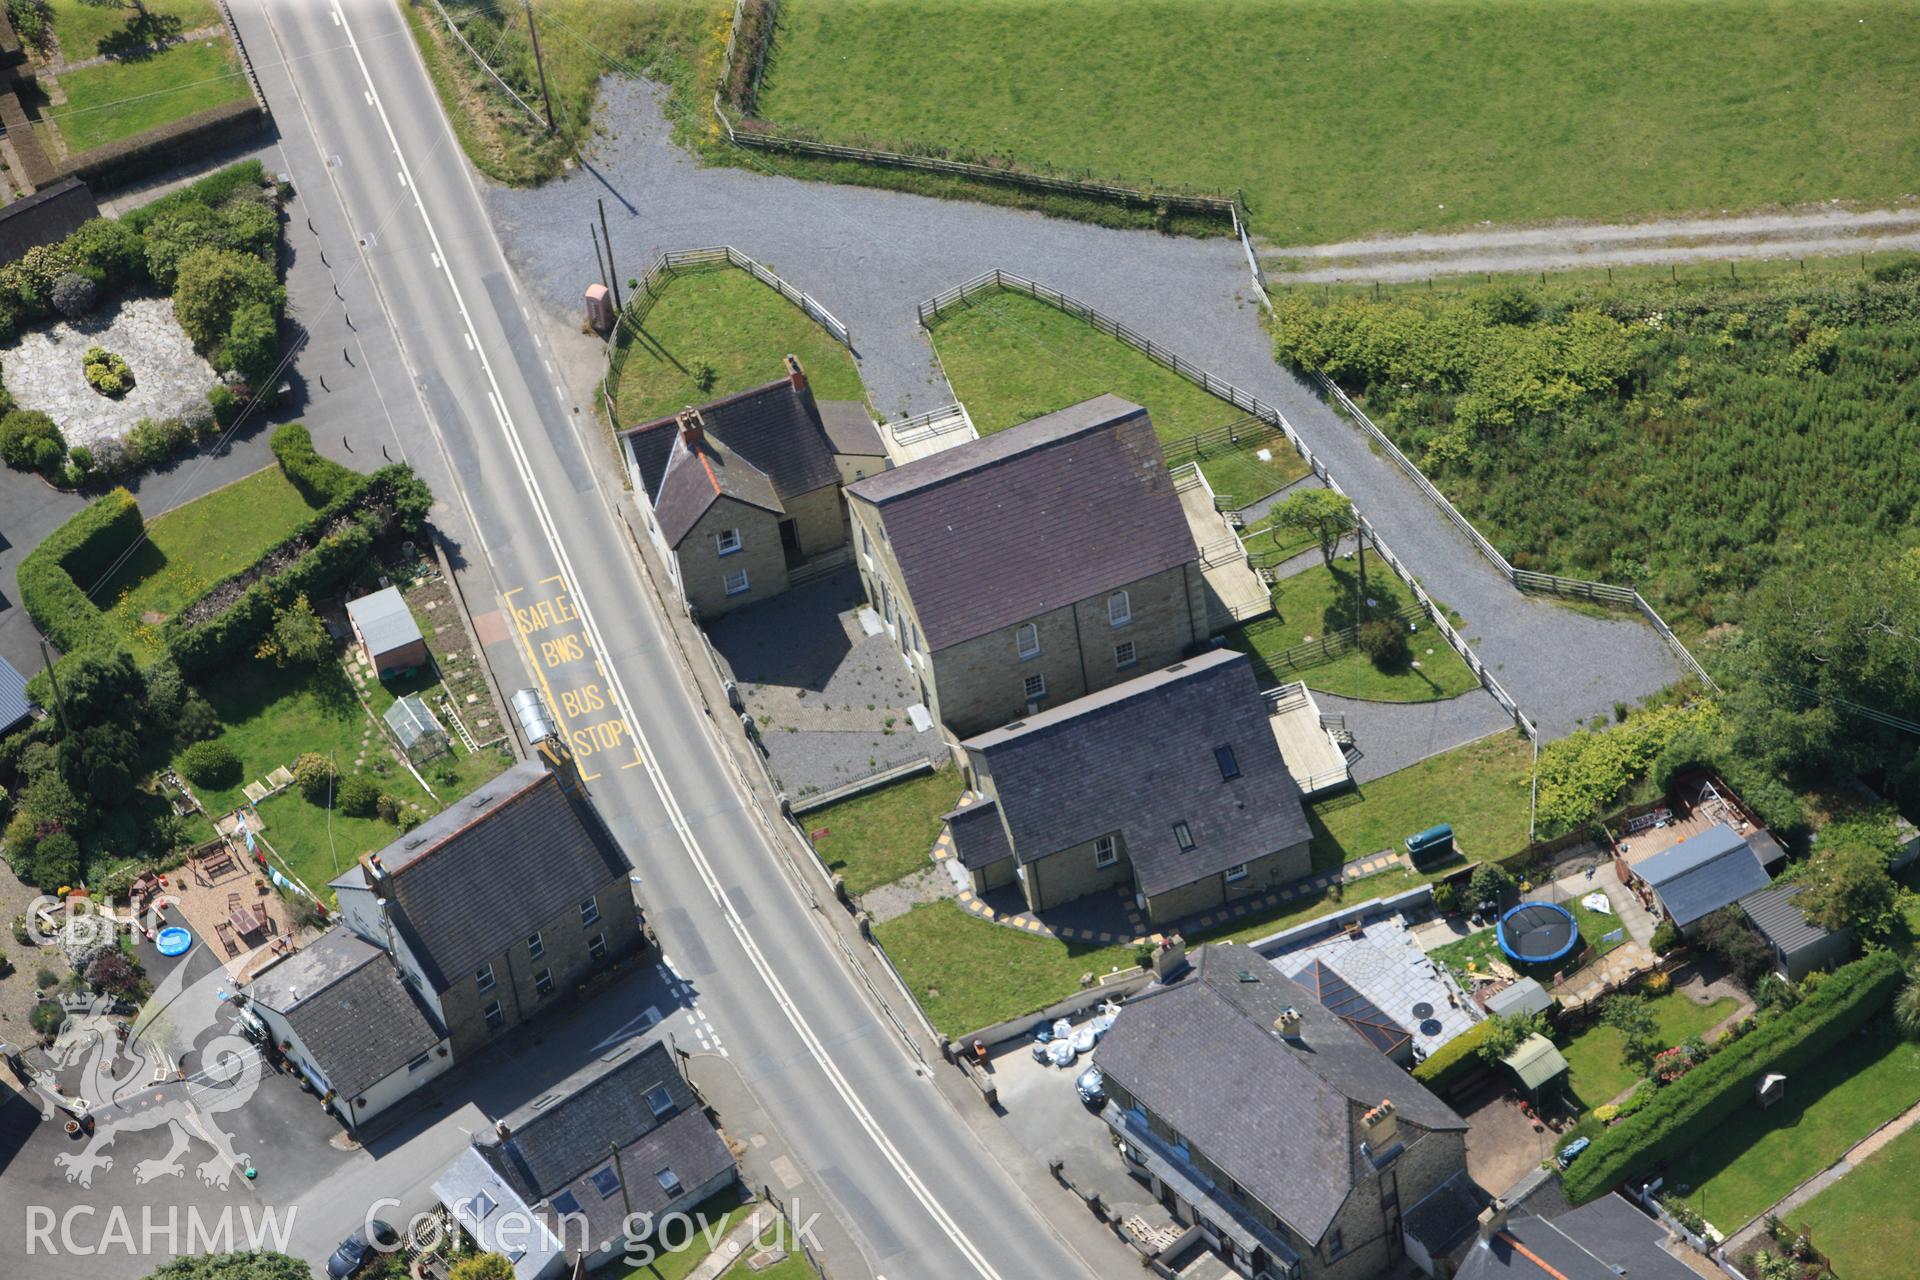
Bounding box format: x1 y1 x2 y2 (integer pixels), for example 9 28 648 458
334 8 1006 1274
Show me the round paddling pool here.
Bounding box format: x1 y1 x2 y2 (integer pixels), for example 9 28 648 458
156 926 193 958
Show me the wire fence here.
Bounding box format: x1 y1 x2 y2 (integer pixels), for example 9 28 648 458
424 0 546 128
916 270 1539 740
1311 373 1718 692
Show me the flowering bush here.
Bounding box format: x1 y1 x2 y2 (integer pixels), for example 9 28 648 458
83 346 133 397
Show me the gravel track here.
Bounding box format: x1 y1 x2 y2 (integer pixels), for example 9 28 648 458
483 79 1683 742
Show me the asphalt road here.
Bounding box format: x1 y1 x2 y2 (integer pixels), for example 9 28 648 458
229 4 1106 1278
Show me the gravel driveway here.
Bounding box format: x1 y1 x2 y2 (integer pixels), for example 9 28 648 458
483 78 1683 741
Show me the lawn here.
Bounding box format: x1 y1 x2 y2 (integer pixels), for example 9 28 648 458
756 0 1920 245
1427 897 1629 989
607 265 866 425
37 36 249 154
1553 990 1739 1107
1224 561 1481 702
43 0 220 60
100 467 322 662
873 900 1139 1039
801 767 964 897
1308 730 1534 869
1165 430 1311 511
1795 1120 1920 1280
1669 1021 1920 1231
617 1187 755 1280
929 289 1240 441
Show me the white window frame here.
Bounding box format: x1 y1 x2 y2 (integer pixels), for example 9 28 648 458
475 963 496 994
723 568 751 596
483 1000 506 1032
587 932 608 961
1173 821 1195 851
580 896 601 927
656 1167 685 1200
527 931 544 961
534 967 555 999
1226 863 1250 883
1016 622 1041 660
1108 590 1132 627
1094 835 1119 868
1023 673 1047 701
1114 640 1137 669
715 527 742 556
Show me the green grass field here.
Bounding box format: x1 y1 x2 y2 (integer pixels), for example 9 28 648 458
757 0 1920 245
1553 991 1738 1107
616 1187 756 1280
608 266 866 425
1308 731 1534 869
801 768 964 896
1670 1021 1920 1231
43 0 220 59
38 36 249 154
1796 1121 1920 1280
100 468 321 663
1225 561 1481 701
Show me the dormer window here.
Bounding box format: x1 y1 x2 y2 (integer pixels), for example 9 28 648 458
1173 821 1195 851
1108 591 1131 627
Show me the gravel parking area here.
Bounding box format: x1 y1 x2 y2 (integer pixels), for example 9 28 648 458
5 296 217 448
706 567 945 799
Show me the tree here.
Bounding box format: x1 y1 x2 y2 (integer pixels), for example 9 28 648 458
1694 906 1775 989
51 271 95 320
1270 488 1358 575
1475 1009 1547 1063
1467 863 1515 911
179 740 242 789
1894 970 1920 1039
1795 838 1901 942
144 1252 314 1280
171 247 282 350
0 408 64 476
448 1256 514 1280
219 300 279 388
337 773 380 819
86 948 142 998
1599 992 1661 1077
292 752 337 804
27 830 81 890
260 594 330 667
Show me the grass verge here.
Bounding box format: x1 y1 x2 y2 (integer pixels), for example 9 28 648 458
801 767 963 897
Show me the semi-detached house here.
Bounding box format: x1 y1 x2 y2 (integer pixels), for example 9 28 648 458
845 394 1206 736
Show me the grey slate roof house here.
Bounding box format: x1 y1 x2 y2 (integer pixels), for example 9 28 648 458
1633 823 1771 934
949 649 1313 925
247 927 451 1131
1455 1193 1697 1280
1094 942 1471 1280
346 585 427 679
329 757 645 1058
845 394 1208 735
620 355 884 619
1740 882 1850 981
432 1037 737 1280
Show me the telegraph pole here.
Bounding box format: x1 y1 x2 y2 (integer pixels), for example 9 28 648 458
525 0 556 133
598 198 623 312
590 222 610 293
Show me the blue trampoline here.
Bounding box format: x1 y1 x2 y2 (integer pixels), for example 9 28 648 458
1497 902 1578 965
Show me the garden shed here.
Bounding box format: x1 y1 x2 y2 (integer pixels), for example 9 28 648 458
385 694 450 764
1500 1033 1569 1105
1739 883 1850 982
1633 823 1771 936
346 586 427 679
1483 977 1552 1020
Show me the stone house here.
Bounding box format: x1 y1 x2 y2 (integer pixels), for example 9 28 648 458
946 649 1312 925
1095 942 1476 1280
620 355 886 618
328 754 643 1060
844 394 1205 736
432 1036 737 1280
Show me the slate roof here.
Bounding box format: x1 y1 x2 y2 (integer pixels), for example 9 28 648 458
0 652 33 735
346 586 423 657
1402 1171 1484 1259
248 928 444 1099
1456 1196 1697 1280
945 797 1013 872
1484 977 1553 1020
816 400 886 457
963 650 1310 899
1095 941 1464 1245
844 395 1197 651
623 375 842 504
1740 882 1838 955
1636 823 1771 926
331 762 629 992
652 426 785 548
476 1038 733 1243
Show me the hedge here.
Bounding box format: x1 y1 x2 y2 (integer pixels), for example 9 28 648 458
1562 948 1903 1203
270 423 359 506
62 103 267 194
121 160 266 233
1412 1018 1493 1093
16 489 142 654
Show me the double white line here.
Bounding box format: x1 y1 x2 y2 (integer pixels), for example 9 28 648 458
329 6 1005 1276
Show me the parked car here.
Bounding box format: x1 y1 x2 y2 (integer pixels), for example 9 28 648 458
1075 1064 1105 1107
326 1219 400 1278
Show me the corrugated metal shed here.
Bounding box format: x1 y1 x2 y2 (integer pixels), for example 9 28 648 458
1484 977 1552 1020
346 586 423 657
1636 823 1771 926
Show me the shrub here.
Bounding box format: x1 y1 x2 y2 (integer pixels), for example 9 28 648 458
0 408 64 475
83 346 133 397
1476 1010 1548 1063
257 593 331 667
1467 863 1515 910
28 831 82 891
1562 949 1904 1202
337 774 380 819
85 949 142 998
271 423 358 505
293 752 337 804
375 792 401 824
208 385 244 429
64 216 142 291
219 301 280 388
171 247 282 350
1650 918 1683 955
51 271 95 320
396 808 423 834
29 999 65 1036
1413 1018 1492 1091
1357 617 1409 668
126 416 188 468
177 741 241 790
